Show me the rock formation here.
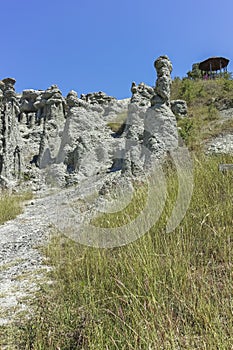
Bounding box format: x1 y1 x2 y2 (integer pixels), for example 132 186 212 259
122 55 178 175
130 82 154 106
151 55 173 106
0 55 182 190
143 56 178 166
80 91 116 105
36 85 66 168
0 78 22 186
206 134 233 155
55 90 113 184
171 100 188 117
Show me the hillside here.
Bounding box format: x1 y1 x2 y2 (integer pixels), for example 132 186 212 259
171 77 233 152
0 58 233 349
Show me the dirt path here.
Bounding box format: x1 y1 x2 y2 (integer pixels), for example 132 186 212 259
0 175 103 328
0 189 59 326
0 186 91 327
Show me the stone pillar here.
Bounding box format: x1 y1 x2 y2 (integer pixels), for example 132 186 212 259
37 85 66 168
151 55 173 106
143 56 178 164
0 78 23 184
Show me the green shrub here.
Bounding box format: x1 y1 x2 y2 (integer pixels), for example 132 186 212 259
171 77 233 108
177 118 193 142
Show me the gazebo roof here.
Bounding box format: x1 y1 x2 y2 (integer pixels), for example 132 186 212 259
199 57 229 72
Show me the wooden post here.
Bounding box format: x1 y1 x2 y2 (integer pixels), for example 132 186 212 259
210 62 212 79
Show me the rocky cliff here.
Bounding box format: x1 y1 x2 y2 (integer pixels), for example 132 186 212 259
0 56 181 190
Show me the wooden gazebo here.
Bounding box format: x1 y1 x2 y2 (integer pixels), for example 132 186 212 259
199 57 229 78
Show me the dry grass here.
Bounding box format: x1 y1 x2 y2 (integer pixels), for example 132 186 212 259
2 77 233 349
0 191 33 225
8 153 233 350
107 111 128 134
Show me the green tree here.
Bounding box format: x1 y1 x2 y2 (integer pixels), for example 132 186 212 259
187 63 202 80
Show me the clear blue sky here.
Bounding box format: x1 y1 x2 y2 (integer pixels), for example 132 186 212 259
1 0 233 99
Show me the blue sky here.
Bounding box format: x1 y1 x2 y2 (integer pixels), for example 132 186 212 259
1 0 233 99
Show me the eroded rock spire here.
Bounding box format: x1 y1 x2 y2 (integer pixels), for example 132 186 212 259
152 55 173 106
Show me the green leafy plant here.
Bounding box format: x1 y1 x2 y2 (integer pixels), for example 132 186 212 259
177 118 193 141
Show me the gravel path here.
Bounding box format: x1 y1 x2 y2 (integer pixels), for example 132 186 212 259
0 189 58 326
0 184 93 328
0 175 106 328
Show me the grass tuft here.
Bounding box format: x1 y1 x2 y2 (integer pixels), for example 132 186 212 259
107 111 128 134
0 191 33 225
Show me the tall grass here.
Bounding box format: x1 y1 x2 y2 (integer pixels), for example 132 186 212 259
2 77 233 349
0 192 33 224
13 153 233 349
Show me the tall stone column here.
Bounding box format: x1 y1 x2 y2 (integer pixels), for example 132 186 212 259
121 55 178 176
143 55 178 165
151 55 173 106
0 78 23 185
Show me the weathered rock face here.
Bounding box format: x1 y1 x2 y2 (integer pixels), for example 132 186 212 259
151 55 173 106
0 80 69 188
143 104 178 163
103 98 129 122
118 82 155 175
53 91 113 183
171 100 188 117
0 78 23 186
120 99 148 175
130 82 154 106
122 55 178 175
143 56 178 168
0 55 181 189
37 85 66 168
80 91 129 123
80 91 116 105
18 85 66 164
206 134 233 154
